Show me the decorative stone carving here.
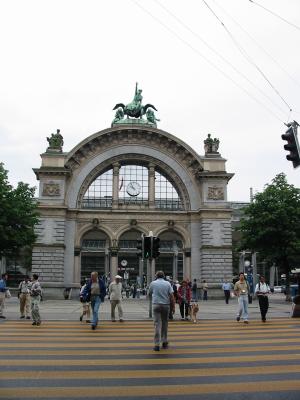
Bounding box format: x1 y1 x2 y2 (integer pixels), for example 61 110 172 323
46 129 64 153
65 128 203 178
204 134 220 154
207 186 224 201
92 218 99 226
42 182 60 197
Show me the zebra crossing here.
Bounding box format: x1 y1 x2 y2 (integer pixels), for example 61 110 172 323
0 318 300 399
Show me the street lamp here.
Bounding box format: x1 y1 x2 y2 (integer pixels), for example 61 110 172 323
244 260 254 303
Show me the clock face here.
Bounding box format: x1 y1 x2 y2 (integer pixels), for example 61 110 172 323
126 181 141 196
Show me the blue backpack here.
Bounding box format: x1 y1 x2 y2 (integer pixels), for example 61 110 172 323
0 279 6 291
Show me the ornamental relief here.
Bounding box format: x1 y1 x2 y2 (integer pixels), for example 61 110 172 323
207 186 225 201
65 129 203 177
42 182 60 197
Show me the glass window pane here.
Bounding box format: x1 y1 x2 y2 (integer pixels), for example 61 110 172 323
155 170 183 210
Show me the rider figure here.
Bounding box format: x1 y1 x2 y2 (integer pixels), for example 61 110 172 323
127 83 143 113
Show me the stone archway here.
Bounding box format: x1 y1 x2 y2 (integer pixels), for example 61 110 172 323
80 230 110 282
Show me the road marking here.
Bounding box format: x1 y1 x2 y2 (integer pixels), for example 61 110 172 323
1 380 300 398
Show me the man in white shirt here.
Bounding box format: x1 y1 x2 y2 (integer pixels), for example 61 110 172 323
109 275 124 322
149 271 175 351
255 275 270 322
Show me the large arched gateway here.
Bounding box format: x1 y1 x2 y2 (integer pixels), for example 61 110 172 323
32 95 234 297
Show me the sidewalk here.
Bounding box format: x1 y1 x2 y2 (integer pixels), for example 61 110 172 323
1 293 293 321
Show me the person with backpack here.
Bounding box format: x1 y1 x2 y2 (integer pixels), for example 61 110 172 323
255 275 271 322
79 279 91 324
30 274 42 326
0 273 9 319
82 271 106 330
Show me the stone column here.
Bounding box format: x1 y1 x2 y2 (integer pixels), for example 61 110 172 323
110 242 119 278
173 252 178 281
148 163 155 209
184 248 191 280
104 248 109 277
112 162 120 209
73 247 81 284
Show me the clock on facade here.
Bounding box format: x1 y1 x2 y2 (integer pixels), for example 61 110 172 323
126 181 141 196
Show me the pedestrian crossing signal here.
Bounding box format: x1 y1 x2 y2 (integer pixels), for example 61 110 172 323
144 236 152 259
136 238 144 258
152 237 160 259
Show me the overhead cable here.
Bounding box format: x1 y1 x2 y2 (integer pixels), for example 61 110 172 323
154 0 288 116
249 0 300 32
132 0 282 122
211 0 300 89
202 0 293 113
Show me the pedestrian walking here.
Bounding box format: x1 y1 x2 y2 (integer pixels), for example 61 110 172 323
82 271 106 330
192 279 198 301
0 273 9 319
178 280 191 320
18 275 32 319
30 274 42 326
234 272 249 324
202 280 208 301
255 275 271 322
109 275 124 322
149 271 175 351
79 280 91 323
222 279 232 304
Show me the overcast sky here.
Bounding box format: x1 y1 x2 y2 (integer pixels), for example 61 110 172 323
1 0 299 201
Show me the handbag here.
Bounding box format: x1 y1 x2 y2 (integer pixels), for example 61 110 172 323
230 291 235 298
5 289 11 299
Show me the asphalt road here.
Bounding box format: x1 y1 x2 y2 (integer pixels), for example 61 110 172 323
0 313 300 399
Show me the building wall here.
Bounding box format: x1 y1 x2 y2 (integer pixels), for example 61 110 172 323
32 125 234 298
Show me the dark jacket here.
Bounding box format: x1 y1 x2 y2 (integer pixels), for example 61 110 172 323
82 278 106 302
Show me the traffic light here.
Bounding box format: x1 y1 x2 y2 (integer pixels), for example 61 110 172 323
282 121 300 168
152 236 160 258
136 237 144 258
144 236 152 259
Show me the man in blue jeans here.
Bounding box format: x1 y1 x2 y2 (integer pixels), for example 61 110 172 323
149 271 175 351
234 272 249 324
83 271 106 330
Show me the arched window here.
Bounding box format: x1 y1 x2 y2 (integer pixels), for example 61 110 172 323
81 163 184 210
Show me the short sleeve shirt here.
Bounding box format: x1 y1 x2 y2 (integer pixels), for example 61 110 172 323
149 279 173 305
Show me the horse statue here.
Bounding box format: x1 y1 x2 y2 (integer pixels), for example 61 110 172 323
113 83 158 119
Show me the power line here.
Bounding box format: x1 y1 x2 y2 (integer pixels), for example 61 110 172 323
202 0 293 113
211 0 300 89
153 0 288 116
132 0 283 123
249 0 300 32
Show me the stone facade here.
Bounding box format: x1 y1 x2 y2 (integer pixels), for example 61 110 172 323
32 124 234 298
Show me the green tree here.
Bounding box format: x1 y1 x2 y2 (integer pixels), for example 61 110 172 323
0 162 39 257
239 173 300 299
